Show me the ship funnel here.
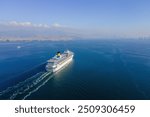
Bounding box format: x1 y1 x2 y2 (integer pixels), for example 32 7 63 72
56 51 61 57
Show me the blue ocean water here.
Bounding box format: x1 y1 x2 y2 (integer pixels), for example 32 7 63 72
0 39 150 100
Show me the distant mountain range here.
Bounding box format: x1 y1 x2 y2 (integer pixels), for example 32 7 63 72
0 21 82 41
0 21 150 41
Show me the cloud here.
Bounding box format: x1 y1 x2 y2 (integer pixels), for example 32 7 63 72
1 21 51 28
0 21 68 29
9 21 32 26
52 23 65 28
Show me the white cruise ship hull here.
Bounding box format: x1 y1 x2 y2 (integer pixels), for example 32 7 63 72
52 55 73 72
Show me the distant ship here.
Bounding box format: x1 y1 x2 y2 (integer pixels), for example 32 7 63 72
46 50 74 72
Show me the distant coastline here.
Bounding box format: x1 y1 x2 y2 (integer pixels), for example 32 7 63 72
0 37 74 42
0 37 150 42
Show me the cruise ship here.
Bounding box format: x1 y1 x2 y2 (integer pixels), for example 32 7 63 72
45 50 74 72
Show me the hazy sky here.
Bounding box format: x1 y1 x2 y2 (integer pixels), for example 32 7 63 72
0 0 150 37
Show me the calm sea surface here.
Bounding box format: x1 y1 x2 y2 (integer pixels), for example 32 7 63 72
0 39 150 100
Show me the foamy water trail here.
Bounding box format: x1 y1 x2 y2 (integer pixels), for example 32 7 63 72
22 73 55 100
0 71 53 100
